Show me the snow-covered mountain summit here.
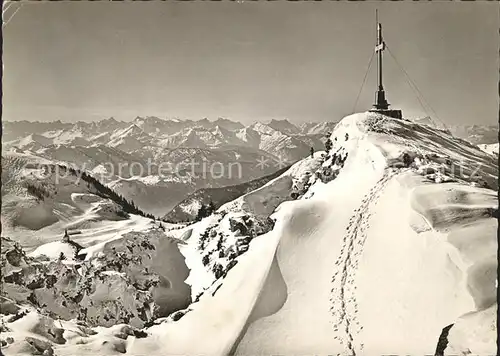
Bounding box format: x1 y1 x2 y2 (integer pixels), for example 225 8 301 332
128 112 496 355
266 118 300 135
1 112 497 355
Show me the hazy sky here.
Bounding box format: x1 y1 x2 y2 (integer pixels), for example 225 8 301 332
3 1 498 125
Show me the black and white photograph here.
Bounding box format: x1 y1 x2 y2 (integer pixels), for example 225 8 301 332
1 1 498 355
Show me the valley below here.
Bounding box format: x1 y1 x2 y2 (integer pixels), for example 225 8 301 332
1 113 497 356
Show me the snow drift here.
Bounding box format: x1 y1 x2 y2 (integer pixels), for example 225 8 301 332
129 112 497 355
1 112 497 355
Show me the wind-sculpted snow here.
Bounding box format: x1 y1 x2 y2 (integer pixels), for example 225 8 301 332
1 112 496 355
91 231 192 318
235 113 497 355
1 309 149 356
171 154 324 302
361 114 498 190
445 303 497 355
0 229 192 354
1 230 190 328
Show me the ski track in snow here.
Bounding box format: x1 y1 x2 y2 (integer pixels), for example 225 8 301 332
330 168 397 355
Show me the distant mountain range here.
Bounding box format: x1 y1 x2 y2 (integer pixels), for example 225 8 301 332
3 116 337 155
1 112 497 356
413 117 498 145
2 117 338 215
3 115 496 216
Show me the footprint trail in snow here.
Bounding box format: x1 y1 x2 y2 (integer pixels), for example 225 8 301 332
330 168 397 355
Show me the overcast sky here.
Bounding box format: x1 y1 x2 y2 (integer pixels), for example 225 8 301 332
3 1 498 125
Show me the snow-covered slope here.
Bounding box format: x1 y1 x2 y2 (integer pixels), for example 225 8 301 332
1 154 155 248
478 143 499 156
299 120 338 135
163 166 290 223
251 122 313 162
235 113 497 355
0 228 191 354
4 134 54 152
130 112 496 355
2 141 283 218
235 127 261 147
1 113 496 355
107 124 156 151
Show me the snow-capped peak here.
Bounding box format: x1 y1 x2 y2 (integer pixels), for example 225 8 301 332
267 118 300 135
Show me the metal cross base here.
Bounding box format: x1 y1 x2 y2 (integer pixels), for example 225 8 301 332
368 109 403 120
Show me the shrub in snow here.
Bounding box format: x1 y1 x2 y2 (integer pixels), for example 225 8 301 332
212 264 224 279
243 215 253 226
227 250 238 261
24 182 51 201
317 148 348 184
229 218 248 236
6 310 28 323
3 240 25 267
201 254 210 267
290 171 313 199
402 152 413 167
325 138 333 151
226 260 238 272
195 201 216 222
216 234 224 250
171 310 186 322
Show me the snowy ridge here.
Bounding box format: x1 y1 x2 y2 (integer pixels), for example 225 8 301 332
1 112 497 355
163 166 290 223
235 113 496 355
169 112 496 355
